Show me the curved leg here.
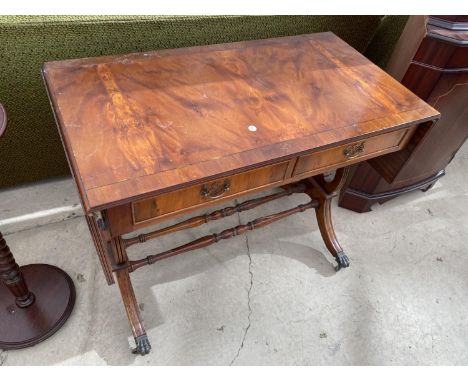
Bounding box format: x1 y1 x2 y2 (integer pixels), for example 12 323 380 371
315 197 349 271
306 168 350 271
112 237 151 355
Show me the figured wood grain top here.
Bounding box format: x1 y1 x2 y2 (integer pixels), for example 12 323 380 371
43 32 439 212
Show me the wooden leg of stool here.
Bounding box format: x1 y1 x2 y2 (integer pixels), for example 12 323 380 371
111 236 151 355
307 168 351 271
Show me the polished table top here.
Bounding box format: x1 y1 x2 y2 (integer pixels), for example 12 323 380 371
42 32 439 212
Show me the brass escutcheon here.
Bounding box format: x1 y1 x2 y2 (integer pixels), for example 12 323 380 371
343 141 365 159
200 180 231 199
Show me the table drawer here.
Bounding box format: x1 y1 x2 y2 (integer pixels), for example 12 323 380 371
132 161 290 224
293 128 412 177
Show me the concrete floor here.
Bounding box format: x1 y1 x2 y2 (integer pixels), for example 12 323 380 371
1 142 468 365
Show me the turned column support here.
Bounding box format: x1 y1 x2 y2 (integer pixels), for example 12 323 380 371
0 232 35 308
0 104 75 351
0 230 76 350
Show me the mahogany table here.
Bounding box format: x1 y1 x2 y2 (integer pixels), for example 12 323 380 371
42 32 439 355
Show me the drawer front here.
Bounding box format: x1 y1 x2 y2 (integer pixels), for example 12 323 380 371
132 161 290 224
293 128 410 177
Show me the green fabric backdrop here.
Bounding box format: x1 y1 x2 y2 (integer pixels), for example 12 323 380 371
0 15 407 188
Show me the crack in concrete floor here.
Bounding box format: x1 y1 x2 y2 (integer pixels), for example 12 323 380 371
229 207 254 366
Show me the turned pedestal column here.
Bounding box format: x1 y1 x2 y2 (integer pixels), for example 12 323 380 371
0 232 76 349
0 104 75 350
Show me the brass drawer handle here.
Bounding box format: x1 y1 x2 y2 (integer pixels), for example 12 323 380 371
343 141 365 159
200 180 231 199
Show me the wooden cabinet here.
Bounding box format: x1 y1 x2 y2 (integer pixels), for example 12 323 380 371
339 16 468 212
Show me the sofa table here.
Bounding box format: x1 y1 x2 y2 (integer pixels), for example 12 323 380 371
42 32 439 355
